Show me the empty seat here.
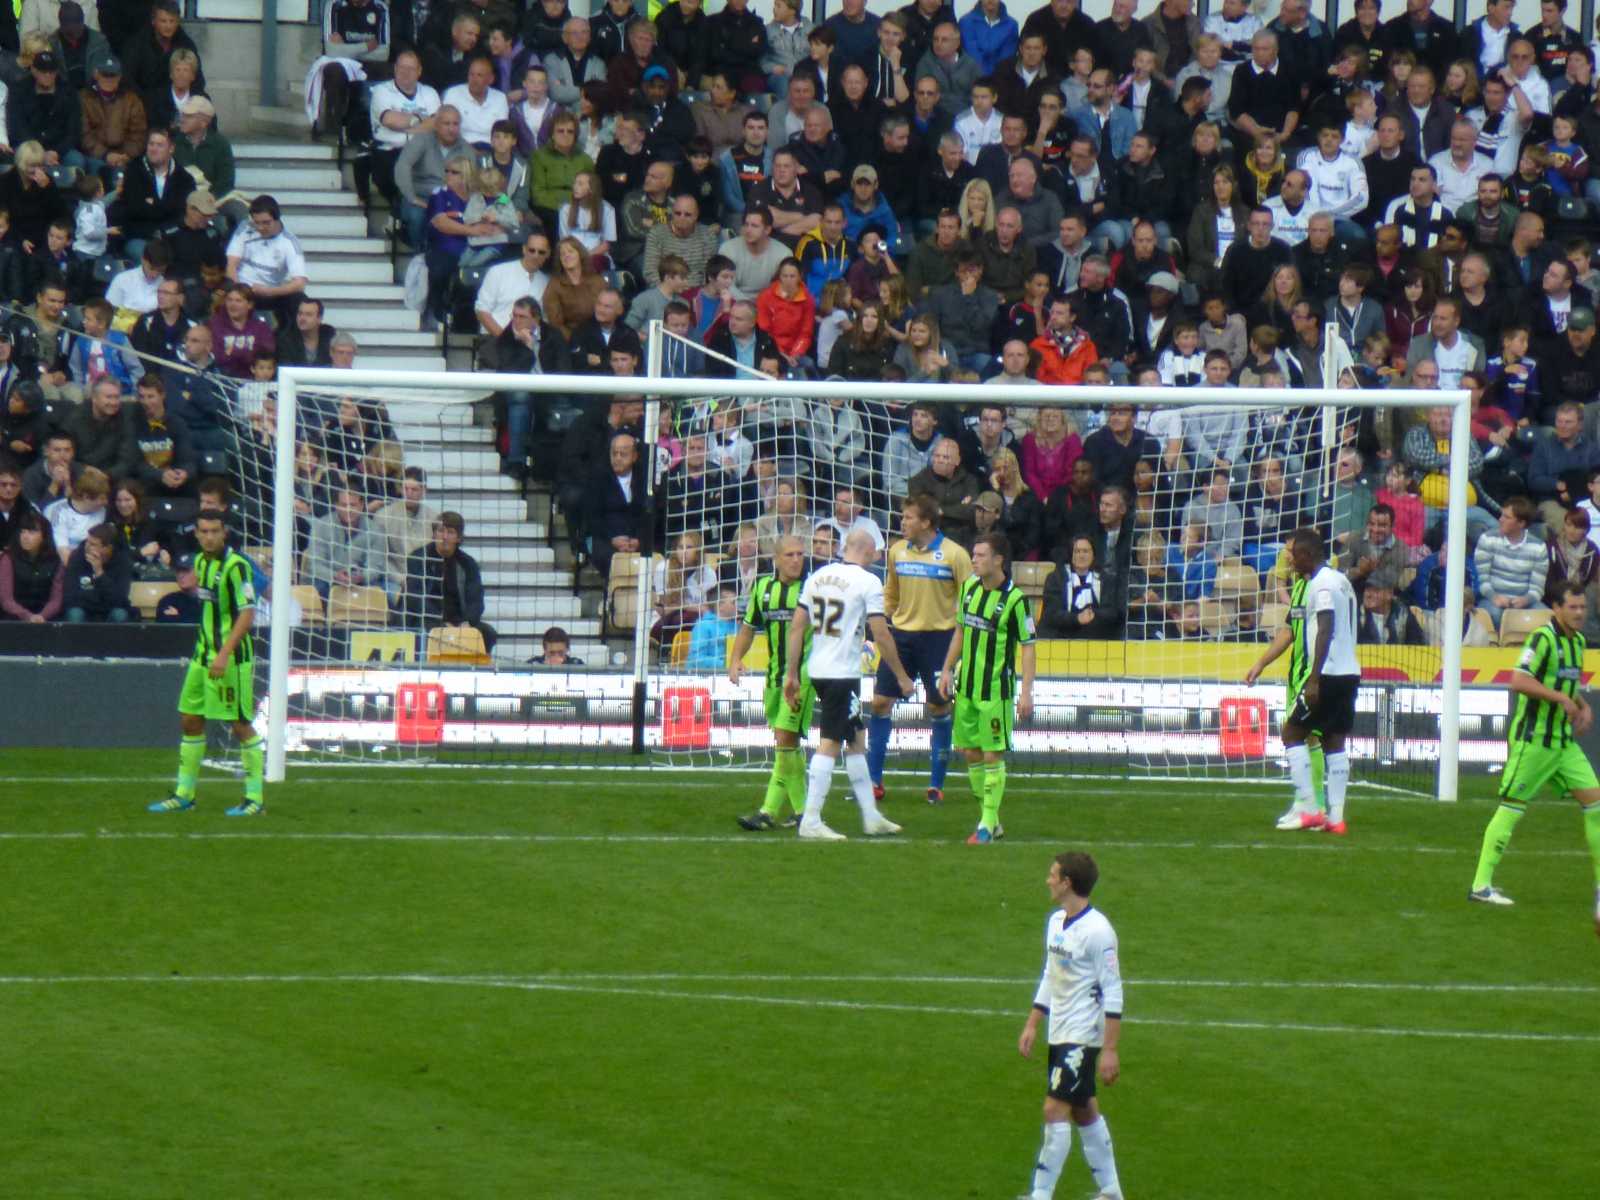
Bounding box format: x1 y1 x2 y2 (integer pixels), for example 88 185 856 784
1497 607 1548 647
130 580 170 620
325 585 388 627
426 624 490 664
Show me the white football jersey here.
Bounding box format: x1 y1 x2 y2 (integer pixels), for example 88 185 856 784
1033 906 1123 1047
1305 564 1360 677
798 562 885 680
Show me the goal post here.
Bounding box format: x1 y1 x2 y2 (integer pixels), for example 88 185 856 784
269 361 1471 800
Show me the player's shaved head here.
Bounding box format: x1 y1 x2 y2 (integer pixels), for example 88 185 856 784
843 529 878 564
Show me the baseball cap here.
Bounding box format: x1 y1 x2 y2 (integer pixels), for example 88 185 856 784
642 65 669 82
852 164 878 184
179 95 215 119
93 55 122 76
976 490 1003 513
31 51 58 72
1146 271 1180 293
175 552 197 573
187 190 219 216
1571 307 1596 331
58 2 85 30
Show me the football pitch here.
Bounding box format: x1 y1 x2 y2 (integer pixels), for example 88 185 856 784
5 749 1596 1199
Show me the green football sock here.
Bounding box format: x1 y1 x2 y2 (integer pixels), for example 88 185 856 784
1472 802 1526 891
175 734 205 800
239 735 264 802
1583 804 1600 888
1309 742 1327 813
982 762 1006 832
967 762 988 818
781 748 808 817
761 752 789 817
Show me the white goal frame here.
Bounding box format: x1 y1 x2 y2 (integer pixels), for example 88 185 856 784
271 360 1473 801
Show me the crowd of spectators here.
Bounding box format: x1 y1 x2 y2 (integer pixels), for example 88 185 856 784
334 0 1600 658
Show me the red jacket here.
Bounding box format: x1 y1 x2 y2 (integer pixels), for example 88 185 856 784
1030 327 1097 385
756 282 816 360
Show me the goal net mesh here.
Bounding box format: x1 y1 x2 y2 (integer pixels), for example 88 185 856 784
215 369 1470 797
650 389 1448 796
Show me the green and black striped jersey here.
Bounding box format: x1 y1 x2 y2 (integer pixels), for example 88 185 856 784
1510 621 1587 748
743 574 809 689
194 549 256 666
1286 576 1310 698
955 575 1034 703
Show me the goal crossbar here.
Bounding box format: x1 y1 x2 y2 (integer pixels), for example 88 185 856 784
270 366 1473 801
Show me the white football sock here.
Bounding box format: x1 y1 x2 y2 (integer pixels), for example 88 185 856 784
805 753 835 825
844 753 881 820
1076 1116 1122 1198
1286 743 1314 809
1029 1121 1072 1200
1326 751 1350 823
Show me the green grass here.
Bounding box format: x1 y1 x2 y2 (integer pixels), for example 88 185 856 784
5 749 1598 1199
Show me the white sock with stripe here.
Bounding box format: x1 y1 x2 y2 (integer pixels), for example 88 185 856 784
1029 1121 1072 1200
1326 751 1350 823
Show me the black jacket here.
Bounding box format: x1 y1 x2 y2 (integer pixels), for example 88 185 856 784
403 543 486 628
0 173 67 252
1381 12 1459 76
584 461 648 547
1039 560 1123 637
277 323 339 368
481 323 572 375
161 357 232 452
126 403 197 496
118 157 196 240
1220 237 1293 315
1080 425 1160 491
706 325 780 378
131 309 194 365
568 319 641 375
6 81 81 156
706 7 767 76
915 156 975 222
63 541 132 618
121 24 207 95
1067 285 1132 363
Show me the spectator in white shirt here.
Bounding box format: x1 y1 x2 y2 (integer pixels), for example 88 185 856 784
1465 72 1533 178
1427 118 1491 212
953 77 1002 165
1263 169 1314 246
225 196 311 330
368 49 441 209
105 243 166 314
475 231 554 337
1295 122 1369 242
441 54 509 148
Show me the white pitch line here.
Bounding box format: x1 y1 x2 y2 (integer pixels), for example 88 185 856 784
0 829 1584 857
0 972 1590 1044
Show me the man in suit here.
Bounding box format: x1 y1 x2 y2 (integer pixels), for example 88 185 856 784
584 430 648 576
1382 0 1460 76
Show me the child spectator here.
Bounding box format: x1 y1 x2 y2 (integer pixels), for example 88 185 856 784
73 173 108 261
69 299 139 393
1546 507 1600 605
814 279 852 368
1199 293 1247 370
1566 238 1600 300
1375 462 1426 549
1508 145 1555 219
1355 331 1398 389
1168 520 1218 599
1543 112 1589 196
1407 530 1479 613
461 165 520 266
1157 324 1206 386
0 510 63 622
1484 324 1540 424
62 522 131 622
686 584 740 669
954 78 1002 165
1342 89 1377 159
45 465 109 560
845 226 896 307
237 349 277 422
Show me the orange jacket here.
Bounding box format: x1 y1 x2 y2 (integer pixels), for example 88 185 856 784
756 281 816 360
1030 328 1098 385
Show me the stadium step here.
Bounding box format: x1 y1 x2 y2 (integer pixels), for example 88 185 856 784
449 496 540 523
324 306 422 332
466 520 550 541
301 236 389 256
388 400 481 423
338 329 437 349
234 141 338 161
277 212 369 238
305 258 393 284
392 424 494 446
311 283 408 303
350 354 447 372
237 165 344 191
422 469 521 493
270 189 362 209
480 568 571 589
